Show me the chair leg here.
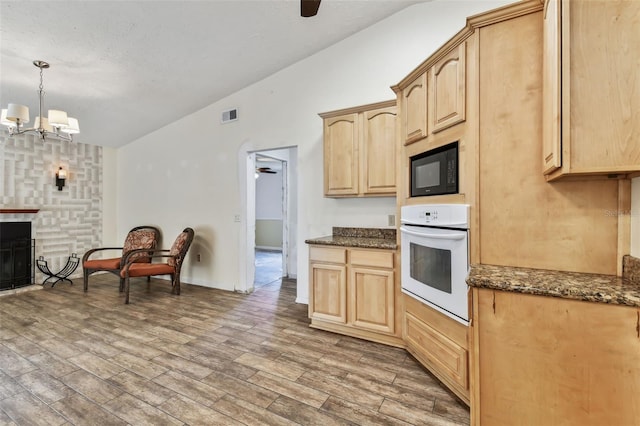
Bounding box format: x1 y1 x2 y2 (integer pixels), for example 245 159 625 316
119 277 125 293
83 269 89 292
170 274 176 294
175 272 181 296
124 277 130 304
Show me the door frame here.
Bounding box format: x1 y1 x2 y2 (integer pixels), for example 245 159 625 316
238 146 294 293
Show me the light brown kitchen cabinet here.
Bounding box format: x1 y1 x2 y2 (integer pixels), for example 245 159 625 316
309 246 347 324
322 113 359 196
362 106 397 195
308 245 402 347
543 0 640 180
319 100 396 197
401 73 428 145
542 0 561 174
470 287 640 425
397 42 467 147
403 295 469 405
349 249 395 334
431 43 466 133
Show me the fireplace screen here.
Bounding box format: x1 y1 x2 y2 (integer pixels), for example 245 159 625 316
0 222 34 289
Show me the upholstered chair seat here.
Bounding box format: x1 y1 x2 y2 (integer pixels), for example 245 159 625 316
82 257 121 270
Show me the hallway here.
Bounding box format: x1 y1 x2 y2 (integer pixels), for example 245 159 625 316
254 249 283 289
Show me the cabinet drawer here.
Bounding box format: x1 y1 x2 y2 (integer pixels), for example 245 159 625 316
350 249 394 269
405 312 468 389
309 246 346 263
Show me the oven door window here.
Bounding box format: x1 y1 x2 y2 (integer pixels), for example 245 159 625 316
409 242 451 293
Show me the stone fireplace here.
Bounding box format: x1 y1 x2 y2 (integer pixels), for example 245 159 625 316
0 221 34 289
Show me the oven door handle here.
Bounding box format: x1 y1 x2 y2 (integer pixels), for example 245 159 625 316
400 226 466 241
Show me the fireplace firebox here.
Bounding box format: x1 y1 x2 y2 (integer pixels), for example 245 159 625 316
0 222 34 290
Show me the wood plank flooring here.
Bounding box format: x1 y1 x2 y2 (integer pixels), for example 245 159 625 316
0 274 469 425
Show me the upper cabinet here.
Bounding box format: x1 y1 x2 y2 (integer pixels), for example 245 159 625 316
362 106 397 195
542 0 561 174
542 0 640 180
320 100 397 198
395 42 468 147
322 113 359 196
431 43 466 133
401 73 428 145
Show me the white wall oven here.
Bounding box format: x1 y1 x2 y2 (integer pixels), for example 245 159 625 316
400 204 470 324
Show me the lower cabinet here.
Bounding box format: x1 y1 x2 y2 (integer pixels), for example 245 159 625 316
309 245 402 347
470 287 640 425
403 295 470 405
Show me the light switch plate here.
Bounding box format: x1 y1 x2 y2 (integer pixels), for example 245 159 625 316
388 214 396 226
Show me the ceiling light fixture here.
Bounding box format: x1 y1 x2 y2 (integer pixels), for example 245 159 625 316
1 60 80 142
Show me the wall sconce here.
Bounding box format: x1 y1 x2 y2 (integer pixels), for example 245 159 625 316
55 166 66 191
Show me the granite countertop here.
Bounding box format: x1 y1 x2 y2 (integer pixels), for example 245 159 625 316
305 227 397 250
467 255 640 307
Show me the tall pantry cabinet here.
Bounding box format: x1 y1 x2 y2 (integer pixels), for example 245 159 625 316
392 0 634 414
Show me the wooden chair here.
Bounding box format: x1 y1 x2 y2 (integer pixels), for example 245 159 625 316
120 227 194 304
82 225 160 292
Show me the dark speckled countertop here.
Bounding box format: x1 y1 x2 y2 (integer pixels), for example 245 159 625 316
305 227 397 250
467 255 640 307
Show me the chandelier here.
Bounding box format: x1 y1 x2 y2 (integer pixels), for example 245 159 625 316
1 60 80 142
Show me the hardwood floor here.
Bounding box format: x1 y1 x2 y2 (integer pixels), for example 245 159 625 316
0 274 469 425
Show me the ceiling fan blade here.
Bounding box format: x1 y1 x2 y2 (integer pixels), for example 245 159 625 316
301 0 321 17
257 167 277 174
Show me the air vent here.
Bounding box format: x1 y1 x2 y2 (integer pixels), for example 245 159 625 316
221 108 238 124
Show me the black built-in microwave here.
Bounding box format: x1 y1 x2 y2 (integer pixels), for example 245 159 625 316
410 141 458 197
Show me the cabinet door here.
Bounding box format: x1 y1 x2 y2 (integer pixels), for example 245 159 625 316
362 106 397 195
404 311 467 389
544 0 640 179
402 73 428 145
565 0 640 173
431 43 466 133
324 113 359 196
349 266 394 334
310 262 347 324
474 288 640 425
542 0 561 174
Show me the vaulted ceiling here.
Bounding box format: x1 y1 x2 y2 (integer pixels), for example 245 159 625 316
1 0 425 148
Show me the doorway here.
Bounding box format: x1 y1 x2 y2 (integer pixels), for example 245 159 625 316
242 146 297 293
254 153 285 288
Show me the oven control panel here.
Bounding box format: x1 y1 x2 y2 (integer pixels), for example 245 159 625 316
401 204 469 229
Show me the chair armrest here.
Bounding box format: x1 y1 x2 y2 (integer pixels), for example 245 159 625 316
82 247 124 263
121 248 170 265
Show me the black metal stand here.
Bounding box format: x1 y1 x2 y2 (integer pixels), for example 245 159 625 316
37 253 80 287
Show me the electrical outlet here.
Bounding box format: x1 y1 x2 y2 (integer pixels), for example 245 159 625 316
388 214 396 226
234 214 241 222
197 254 201 262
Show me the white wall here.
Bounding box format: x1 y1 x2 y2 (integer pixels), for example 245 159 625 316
116 0 518 301
102 147 118 246
255 170 283 249
256 170 283 220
